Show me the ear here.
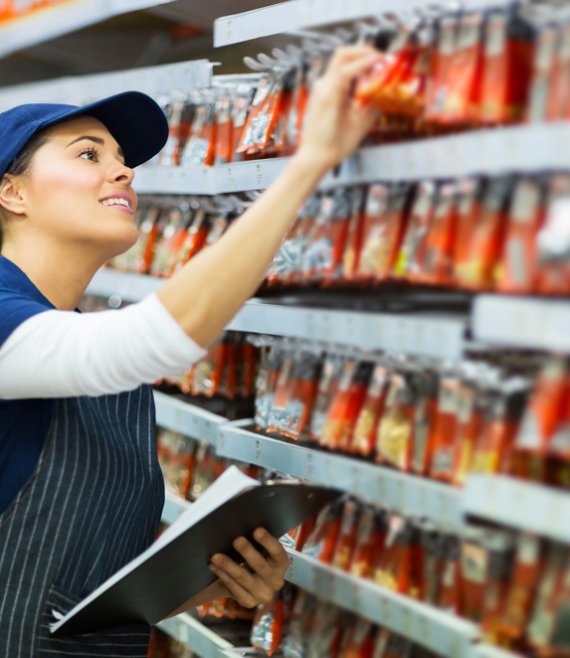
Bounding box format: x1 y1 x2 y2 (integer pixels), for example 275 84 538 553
0 175 27 216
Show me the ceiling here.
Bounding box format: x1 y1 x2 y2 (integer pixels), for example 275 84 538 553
0 0 286 88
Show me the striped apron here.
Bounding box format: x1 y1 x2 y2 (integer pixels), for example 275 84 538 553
0 385 165 656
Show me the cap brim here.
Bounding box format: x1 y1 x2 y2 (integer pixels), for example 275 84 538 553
42 91 169 169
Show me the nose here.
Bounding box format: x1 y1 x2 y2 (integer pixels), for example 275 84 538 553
110 159 135 186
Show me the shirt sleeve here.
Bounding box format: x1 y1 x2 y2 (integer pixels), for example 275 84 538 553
0 293 208 399
0 291 52 347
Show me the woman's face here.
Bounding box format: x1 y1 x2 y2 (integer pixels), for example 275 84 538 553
11 115 139 259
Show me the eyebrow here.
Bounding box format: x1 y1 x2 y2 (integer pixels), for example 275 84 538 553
66 135 125 160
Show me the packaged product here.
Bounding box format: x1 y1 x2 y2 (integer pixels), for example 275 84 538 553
251 594 286 656
425 16 458 124
341 187 366 281
351 364 389 458
156 430 196 499
320 361 372 452
497 177 545 293
237 75 284 157
188 442 218 500
452 374 484 486
279 352 321 440
302 499 343 563
372 515 413 594
191 340 225 398
230 83 257 162
159 94 191 167
420 529 446 605
308 354 343 442
548 23 570 120
437 536 461 614
331 499 360 571
376 372 415 471
168 204 208 275
255 345 283 430
149 206 188 278
338 619 376 658
526 25 558 123
349 507 387 579
180 96 216 166
283 591 318 658
453 177 511 290
410 371 439 476
127 206 164 274
267 351 296 435
429 374 461 482
306 602 345 658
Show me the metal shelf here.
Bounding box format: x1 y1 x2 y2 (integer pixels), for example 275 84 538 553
473 295 570 354
86 269 467 360
0 59 212 110
154 390 226 447
463 475 570 544
217 424 465 534
0 0 177 59
213 0 511 47
157 613 234 658
162 487 192 526
470 645 526 658
136 123 570 195
285 549 478 658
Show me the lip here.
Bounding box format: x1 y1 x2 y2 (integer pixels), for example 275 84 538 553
99 191 135 214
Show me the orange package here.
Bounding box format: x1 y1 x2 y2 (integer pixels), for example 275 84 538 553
420 530 445 605
496 177 545 294
168 205 208 275
180 99 217 166
230 83 256 162
452 376 485 487
251 595 285 656
429 375 461 482
439 12 485 125
376 372 414 471
285 196 322 285
454 177 510 290
480 531 516 645
302 189 354 283
393 181 437 281
526 25 558 123
416 182 457 285
157 430 196 499
301 500 343 563
460 531 489 621
438 536 461 614
339 619 376 658
332 499 360 571
282 64 309 154
308 354 343 442
191 340 226 398
548 24 570 121
499 533 544 643
479 8 534 125
307 601 345 658
357 184 408 282
321 362 373 453
425 16 458 125
470 378 529 476
159 96 191 167
217 335 238 400
214 93 233 165
236 338 257 399
410 371 439 476
349 508 387 579
280 352 320 440
149 206 188 278
351 364 389 458
536 174 570 295
255 345 283 431
452 178 481 286
267 351 295 435
372 515 413 594
341 188 366 282
513 358 568 481
237 76 284 157
122 205 163 274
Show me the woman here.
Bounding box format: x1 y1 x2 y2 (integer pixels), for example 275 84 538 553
0 46 379 656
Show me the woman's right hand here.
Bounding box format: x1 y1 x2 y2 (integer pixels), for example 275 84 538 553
295 45 381 174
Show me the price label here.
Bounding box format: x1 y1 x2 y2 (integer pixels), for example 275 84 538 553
255 439 262 464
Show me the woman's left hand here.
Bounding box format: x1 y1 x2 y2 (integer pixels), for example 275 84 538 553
208 527 290 607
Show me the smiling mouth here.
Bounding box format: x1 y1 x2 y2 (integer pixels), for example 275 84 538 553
100 197 132 210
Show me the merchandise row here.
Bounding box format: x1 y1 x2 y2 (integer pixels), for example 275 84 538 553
112 170 570 297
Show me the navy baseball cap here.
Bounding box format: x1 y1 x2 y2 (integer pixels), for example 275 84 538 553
0 90 169 178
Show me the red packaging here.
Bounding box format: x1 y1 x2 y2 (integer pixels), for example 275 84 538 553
236 339 257 399
499 533 544 642
306 602 345 658
439 12 484 125
230 84 256 162
526 25 558 123
191 341 225 398
548 24 570 120
497 177 544 294
479 9 534 125
237 76 284 157
356 184 408 282
351 365 389 458
128 206 163 274
420 530 445 605
452 178 482 287
309 355 343 443
410 371 439 476
417 182 457 286
349 508 387 579
393 182 437 281
157 430 196 499
267 352 295 435
339 619 376 658
180 99 216 166
430 375 461 482
320 361 372 453
342 188 366 281
149 206 187 278
452 377 484 486
280 352 320 440
536 174 570 295
376 372 415 472
302 500 343 563
454 177 510 290
282 591 318 658
425 16 458 124
372 515 413 594
332 499 361 572
251 596 285 656
255 345 283 431
168 205 208 275
160 96 191 167
214 93 234 165
437 537 461 614
302 189 354 283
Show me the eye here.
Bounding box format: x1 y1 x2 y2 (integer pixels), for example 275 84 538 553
78 147 100 162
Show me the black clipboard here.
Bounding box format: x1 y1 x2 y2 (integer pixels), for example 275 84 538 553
51 480 340 637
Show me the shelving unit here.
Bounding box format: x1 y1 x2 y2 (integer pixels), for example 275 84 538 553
464 475 570 545
0 59 212 109
136 123 570 195
217 423 464 534
213 0 512 47
156 612 235 658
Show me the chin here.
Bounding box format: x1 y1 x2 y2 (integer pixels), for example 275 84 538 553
101 225 140 260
